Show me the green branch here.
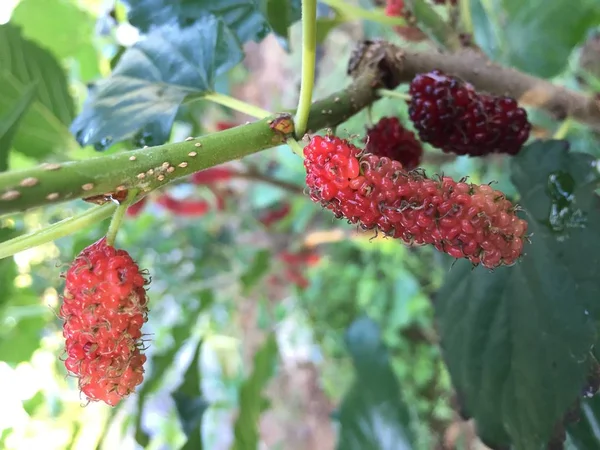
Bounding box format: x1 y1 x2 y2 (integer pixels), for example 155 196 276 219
0 71 382 216
294 0 318 138
405 0 461 50
0 202 116 259
106 189 138 246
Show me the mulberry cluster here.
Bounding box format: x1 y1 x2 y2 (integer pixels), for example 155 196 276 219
304 135 527 268
408 70 531 156
365 117 423 170
60 238 149 406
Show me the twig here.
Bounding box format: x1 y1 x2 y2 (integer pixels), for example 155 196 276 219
233 170 305 195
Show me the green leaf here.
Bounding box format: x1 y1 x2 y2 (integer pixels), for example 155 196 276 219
498 0 600 77
123 0 269 43
436 140 600 449
10 0 100 80
336 317 415 450
240 249 271 294
0 79 36 171
0 227 18 308
70 17 243 150
122 0 301 45
567 395 600 448
316 16 345 45
22 391 45 416
0 291 47 364
0 24 76 158
172 339 208 450
262 0 301 43
232 333 279 450
134 291 213 447
469 0 501 60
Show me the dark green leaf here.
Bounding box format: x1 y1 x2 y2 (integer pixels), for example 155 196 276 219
0 24 75 158
567 395 600 448
11 0 100 80
123 0 271 43
262 0 301 43
134 291 213 447
436 140 600 449
240 249 271 294
0 79 36 171
232 333 278 450
172 339 208 449
498 0 600 77
70 17 243 149
336 317 415 450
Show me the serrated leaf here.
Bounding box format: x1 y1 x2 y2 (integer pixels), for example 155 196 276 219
240 249 271 294
172 339 208 450
232 333 278 450
0 79 36 171
70 17 243 150
336 317 415 450
498 0 600 77
134 291 213 447
11 0 100 80
122 0 300 45
0 24 75 158
436 140 600 449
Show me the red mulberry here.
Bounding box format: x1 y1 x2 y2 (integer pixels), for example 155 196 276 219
304 135 527 268
408 70 531 156
365 117 423 170
60 238 149 406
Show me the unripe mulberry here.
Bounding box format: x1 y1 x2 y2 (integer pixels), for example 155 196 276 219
385 0 427 42
304 135 527 268
60 238 149 406
365 117 423 170
408 70 531 156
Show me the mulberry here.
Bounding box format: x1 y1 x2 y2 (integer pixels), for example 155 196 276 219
408 70 531 156
60 238 149 406
304 135 527 268
365 117 423 170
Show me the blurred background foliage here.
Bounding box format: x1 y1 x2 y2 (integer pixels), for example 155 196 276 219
0 0 599 449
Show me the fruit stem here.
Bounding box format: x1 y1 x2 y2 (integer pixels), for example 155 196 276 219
0 203 116 260
553 117 573 140
319 0 407 26
377 89 412 101
405 0 461 50
202 92 272 119
105 189 139 247
234 169 304 195
294 0 318 139
286 138 305 158
458 0 474 35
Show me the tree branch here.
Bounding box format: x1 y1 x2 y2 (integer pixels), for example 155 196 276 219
0 69 387 215
381 42 600 129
